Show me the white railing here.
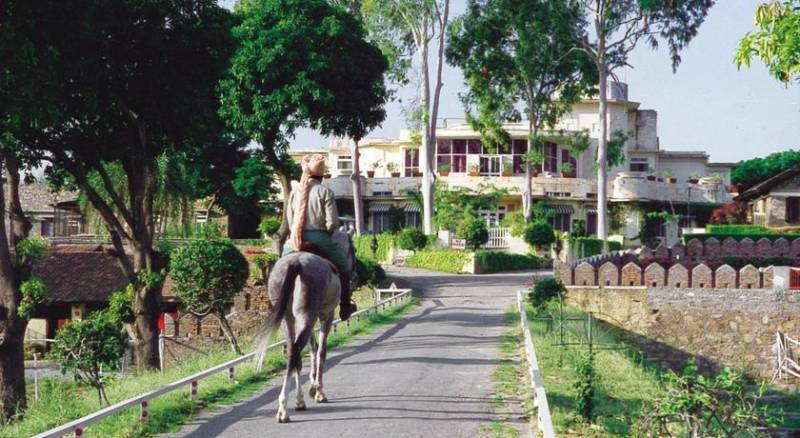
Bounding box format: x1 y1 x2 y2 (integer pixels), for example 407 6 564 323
753 213 768 227
772 331 800 383
33 290 413 438
516 290 556 438
485 227 510 249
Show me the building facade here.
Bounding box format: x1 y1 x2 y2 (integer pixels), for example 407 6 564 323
289 83 735 243
738 167 800 229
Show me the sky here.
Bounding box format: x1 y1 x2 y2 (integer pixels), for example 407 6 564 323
223 1 800 164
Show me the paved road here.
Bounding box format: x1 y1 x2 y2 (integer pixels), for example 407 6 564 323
171 267 535 438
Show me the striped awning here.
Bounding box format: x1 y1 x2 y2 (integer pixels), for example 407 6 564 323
584 205 597 214
403 203 420 213
545 204 575 214
368 203 393 213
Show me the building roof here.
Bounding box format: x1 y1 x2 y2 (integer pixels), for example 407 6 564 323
15 182 79 214
33 246 129 303
657 150 709 160
736 166 800 202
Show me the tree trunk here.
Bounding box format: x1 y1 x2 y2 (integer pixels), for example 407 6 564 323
419 36 434 236
216 313 242 355
596 60 609 241
0 164 27 421
351 138 364 235
524 119 534 222
262 145 292 252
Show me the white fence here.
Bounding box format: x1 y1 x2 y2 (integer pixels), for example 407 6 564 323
33 290 413 438
484 227 510 249
773 331 800 383
516 290 556 438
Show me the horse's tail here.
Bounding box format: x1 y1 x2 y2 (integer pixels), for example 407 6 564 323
254 257 301 371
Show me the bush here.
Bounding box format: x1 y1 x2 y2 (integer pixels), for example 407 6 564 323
355 256 386 287
574 352 596 423
397 227 427 252
51 310 128 405
457 217 489 250
528 277 564 310
405 249 470 274
258 217 281 236
250 252 279 282
501 210 526 237
706 224 768 234
684 232 800 243
353 233 395 262
570 237 624 259
524 221 556 250
709 201 747 225
475 251 544 273
169 238 249 354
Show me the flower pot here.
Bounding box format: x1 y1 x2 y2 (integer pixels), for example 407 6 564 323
502 171 512 177
688 178 698 184
391 172 400 177
413 171 423 177
439 171 450 177
666 177 677 184
367 170 375 178
469 171 480 177
646 175 656 181
729 184 739 193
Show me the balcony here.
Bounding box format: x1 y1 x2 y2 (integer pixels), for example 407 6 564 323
610 174 732 204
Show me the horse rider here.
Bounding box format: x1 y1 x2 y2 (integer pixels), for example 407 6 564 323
282 153 357 320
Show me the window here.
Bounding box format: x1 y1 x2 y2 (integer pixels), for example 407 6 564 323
787 197 800 223
337 155 353 171
479 206 507 227
560 149 577 177
629 157 649 172
41 219 54 237
544 143 558 173
404 149 420 176
586 212 597 236
405 212 420 228
550 213 572 232
372 212 391 233
435 139 467 173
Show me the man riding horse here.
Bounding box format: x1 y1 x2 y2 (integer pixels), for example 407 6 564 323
282 153 357 320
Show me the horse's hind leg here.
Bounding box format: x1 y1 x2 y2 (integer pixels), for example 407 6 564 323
292 321 314 411
276 322 296 423
311 319 333 403
308 328 319 390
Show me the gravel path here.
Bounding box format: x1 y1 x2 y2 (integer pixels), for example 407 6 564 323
170 267 537 438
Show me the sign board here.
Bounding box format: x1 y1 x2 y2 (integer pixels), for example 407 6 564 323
451 238 466 250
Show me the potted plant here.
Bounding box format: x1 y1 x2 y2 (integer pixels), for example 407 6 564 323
386 162 400 177
523 150 544 177
687 174 700 184
560 162 574 178
438 163 451 177
661 168 676 184
645 167 657 181
413 169 423 177
501 161 513 177
468 163 481 177
367 160 382 178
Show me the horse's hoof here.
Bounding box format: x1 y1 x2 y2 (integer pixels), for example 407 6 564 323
295 401 307 411
308 386 317 397
276 412 290 423
314 392 328 403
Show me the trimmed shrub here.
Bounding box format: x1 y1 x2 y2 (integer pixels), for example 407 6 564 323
405 249 470 274
524 221 556 250
353 233 395 262
258 216 281 236
355 256 386 287
475 251 544 273
457 217 489 250
571 237 624 259
706 224 768 234
684 232 800 243
528 277 564 310
397 227 428 252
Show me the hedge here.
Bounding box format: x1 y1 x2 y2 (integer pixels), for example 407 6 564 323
705 225 768 234
355 256 386 287
570 237 623 259
353 233 396 262
683 232 800 243
404 249 470 274
475 251 545 273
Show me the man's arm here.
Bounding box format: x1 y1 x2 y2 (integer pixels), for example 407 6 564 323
324 188 340 233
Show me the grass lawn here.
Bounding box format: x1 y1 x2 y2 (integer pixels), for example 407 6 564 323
526 302 664 437
2 292 417 438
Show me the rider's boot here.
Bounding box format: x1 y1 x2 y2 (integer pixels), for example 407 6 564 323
338 271 357 321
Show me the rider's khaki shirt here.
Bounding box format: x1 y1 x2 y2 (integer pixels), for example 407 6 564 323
286 178 340 234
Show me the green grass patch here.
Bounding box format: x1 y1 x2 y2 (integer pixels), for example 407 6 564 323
483 307 527 438
526 304 664 437
404 249 470 273
3 297 418 438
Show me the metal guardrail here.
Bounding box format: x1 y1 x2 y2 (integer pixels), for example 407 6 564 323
33 290 413 438
516 290 556 438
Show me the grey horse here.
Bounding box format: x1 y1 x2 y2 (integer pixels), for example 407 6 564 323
254 230 355 423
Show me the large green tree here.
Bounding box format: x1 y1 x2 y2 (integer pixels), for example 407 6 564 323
21 0 236 370
736 0 800 85
447 0 594 222
362 0 451 236
575 0 715 240
220 0 388 245
732 149 800 190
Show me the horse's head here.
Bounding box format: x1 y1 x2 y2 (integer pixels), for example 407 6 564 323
331 230 355 274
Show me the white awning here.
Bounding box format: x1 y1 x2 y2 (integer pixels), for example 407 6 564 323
368 203 393 213
545 204 575 214
404 203 420 213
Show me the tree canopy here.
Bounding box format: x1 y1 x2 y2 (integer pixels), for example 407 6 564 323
736 1 800 85
732 149 800 190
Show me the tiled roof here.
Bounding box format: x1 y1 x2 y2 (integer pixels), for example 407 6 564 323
33 246 129 303
14 182 79 213
736 166 800 202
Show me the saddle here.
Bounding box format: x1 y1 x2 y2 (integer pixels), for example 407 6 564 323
298 241 339 273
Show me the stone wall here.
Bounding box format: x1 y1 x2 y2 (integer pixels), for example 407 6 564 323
565 286 800 379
